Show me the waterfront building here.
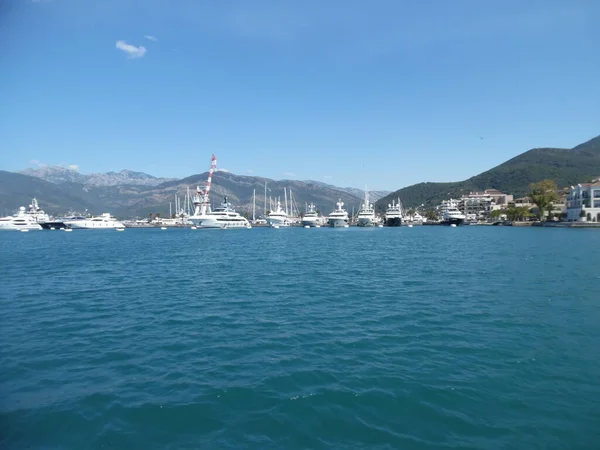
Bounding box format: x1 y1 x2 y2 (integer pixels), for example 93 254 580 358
458 190 513 222
513 193 566 220
513 197 534 208
566 180 600 222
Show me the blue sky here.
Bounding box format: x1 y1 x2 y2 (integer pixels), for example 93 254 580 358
1 0 599 190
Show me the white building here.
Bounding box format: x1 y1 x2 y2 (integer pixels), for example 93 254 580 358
458 190 513 222
566 181 600 222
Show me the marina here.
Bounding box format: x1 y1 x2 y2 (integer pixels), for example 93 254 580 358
2 156 599 232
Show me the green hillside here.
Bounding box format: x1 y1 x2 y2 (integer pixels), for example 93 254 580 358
377 135 600 209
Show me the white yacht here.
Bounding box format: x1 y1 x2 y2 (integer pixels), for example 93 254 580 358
384 199 403 227
24 198 69 229
301 203 321 227
0 207 43 231
327 200 349 227
24 198 50 223
64 213 125 229
188 154 250 229
440 200 466 226
190 196 250 229
267 200 290 227
357 189 380 227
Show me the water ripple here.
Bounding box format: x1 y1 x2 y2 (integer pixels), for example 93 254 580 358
1 227 600 449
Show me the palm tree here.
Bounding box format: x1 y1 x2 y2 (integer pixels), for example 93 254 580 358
489 209 504 220
425 210 439 221
530 179 559 221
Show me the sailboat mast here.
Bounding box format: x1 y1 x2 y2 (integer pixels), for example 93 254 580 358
290 189 294 217
253 189 256 221
264 182 267 217
186 188 189 215
284 188 288 216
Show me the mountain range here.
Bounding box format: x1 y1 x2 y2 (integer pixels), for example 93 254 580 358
377 134 600 210
20 166 174 187
2 134 598 217
1 167 389 218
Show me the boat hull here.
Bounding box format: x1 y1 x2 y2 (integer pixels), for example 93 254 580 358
67 222 125 229
190 217 250 228
441 218 465 226
385 217 402 227
328 218 348 228
266 218 289 227
357 217 376 227
301 217 321 227
40 221 68 230
0 224 43 231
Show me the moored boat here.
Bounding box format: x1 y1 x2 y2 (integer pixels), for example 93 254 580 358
384 199 403 227
191 196 250 229
267 200 290 227
64 213 125 229
188 154 250 229
301 203 321 227
357 188 380 227
327 200 349 227
439 200 466 226
0 207 43 231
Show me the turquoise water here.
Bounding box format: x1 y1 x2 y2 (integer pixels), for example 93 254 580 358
1 226 599 449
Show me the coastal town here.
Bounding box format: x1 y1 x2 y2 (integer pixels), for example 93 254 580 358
413 177 600 227
2 168 599 230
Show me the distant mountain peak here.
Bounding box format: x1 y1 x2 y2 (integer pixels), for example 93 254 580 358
20 166 174 187
20 166 87 184
572 135 600 153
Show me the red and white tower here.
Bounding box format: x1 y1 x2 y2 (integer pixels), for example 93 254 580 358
192 154 217 216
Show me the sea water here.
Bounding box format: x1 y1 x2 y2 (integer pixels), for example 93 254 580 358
1 226 599 449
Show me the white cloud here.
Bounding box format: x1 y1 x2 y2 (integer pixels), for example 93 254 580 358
144 35 157 42
29 159 47 168
283 172 296 177
67 164 80 171
216 168 229 173
115 40 147 59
